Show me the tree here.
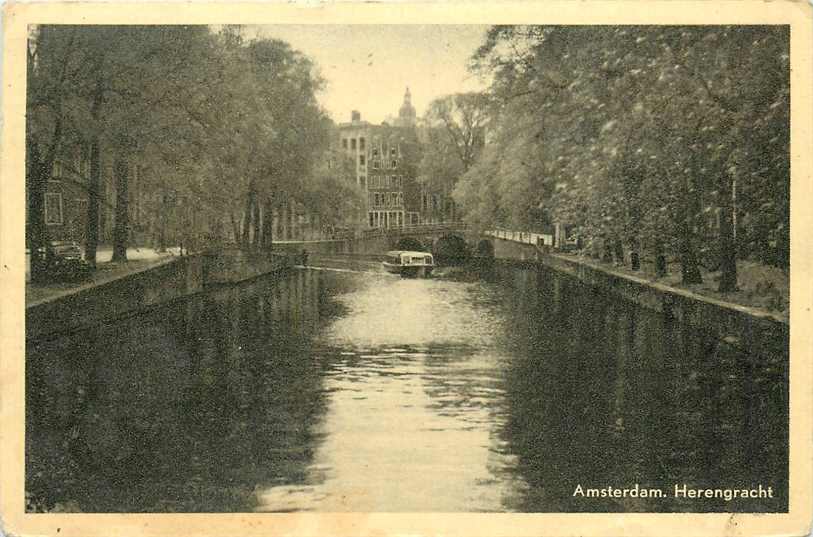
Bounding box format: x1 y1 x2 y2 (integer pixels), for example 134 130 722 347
27 25 226 265
458 25 789 289
26 26 80 281
420 92 489 222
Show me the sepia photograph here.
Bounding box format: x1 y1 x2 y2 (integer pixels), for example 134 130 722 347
2 2 811 536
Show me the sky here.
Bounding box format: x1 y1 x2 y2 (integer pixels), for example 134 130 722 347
247 25 491 125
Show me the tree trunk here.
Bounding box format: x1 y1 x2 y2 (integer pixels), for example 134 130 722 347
85 137 101 268
252 196 261 248
718 173 738 292
84 76 105 267
263 198 274 249
27 137 49 283
602 239 613 263
679 223 703 283
289 202 297 240
654 238 667 278
28 112 64 282
157 183 167 253
279 198 291 240
111 155 129 263
613 239 624 266
230 212 240 245
241 191 253 247
628 235 640 271
679 174 703 284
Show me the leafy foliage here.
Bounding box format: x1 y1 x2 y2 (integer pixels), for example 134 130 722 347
455 25 790 288
26 25 359 274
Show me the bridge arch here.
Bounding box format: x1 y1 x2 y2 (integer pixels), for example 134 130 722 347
432 234 470 265
475 239 495 258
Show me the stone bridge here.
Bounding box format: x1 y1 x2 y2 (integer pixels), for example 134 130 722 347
273 222 479 259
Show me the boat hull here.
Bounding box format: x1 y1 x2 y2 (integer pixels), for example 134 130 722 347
401 265 433 278
382 262 433 278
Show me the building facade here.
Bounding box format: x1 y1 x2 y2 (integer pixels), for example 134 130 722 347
337 88 422 229
30 146 159 251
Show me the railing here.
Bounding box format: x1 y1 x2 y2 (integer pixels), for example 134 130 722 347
485 228 555 247
359 222 469 239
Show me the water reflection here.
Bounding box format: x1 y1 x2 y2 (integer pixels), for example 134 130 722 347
26 262 787 512
27 270 332 512
496 266 788 512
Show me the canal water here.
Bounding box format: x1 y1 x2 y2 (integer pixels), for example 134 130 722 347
26 258 788 513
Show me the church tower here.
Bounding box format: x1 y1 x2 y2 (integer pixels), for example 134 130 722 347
398 87 417 127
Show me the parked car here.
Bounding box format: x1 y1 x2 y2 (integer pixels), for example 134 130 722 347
37 240 92 282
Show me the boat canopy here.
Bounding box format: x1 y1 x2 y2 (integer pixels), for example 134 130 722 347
386 251 433 265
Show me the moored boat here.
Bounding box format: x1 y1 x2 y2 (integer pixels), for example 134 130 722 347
382 250 434 278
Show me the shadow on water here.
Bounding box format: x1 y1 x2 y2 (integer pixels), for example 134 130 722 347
26 269 342 512
494 265 788 512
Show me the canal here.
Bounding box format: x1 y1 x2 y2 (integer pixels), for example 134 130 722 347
26 257 788 513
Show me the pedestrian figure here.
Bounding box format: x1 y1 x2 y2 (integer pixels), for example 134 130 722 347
301 249 308 266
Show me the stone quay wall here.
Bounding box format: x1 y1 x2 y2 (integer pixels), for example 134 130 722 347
26 248 294 341
490 236 788 356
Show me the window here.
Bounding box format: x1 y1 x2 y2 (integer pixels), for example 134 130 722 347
372 148 378 157
369 213 374 227
342 139 347 149
372 160 378 170
391 147 397 157
351 138 357 150
360 137 366 150
397 192 403 206
52 160 63 180
359 155 366 166
392 159 397 168
45 192 63 225
79 154 89 177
